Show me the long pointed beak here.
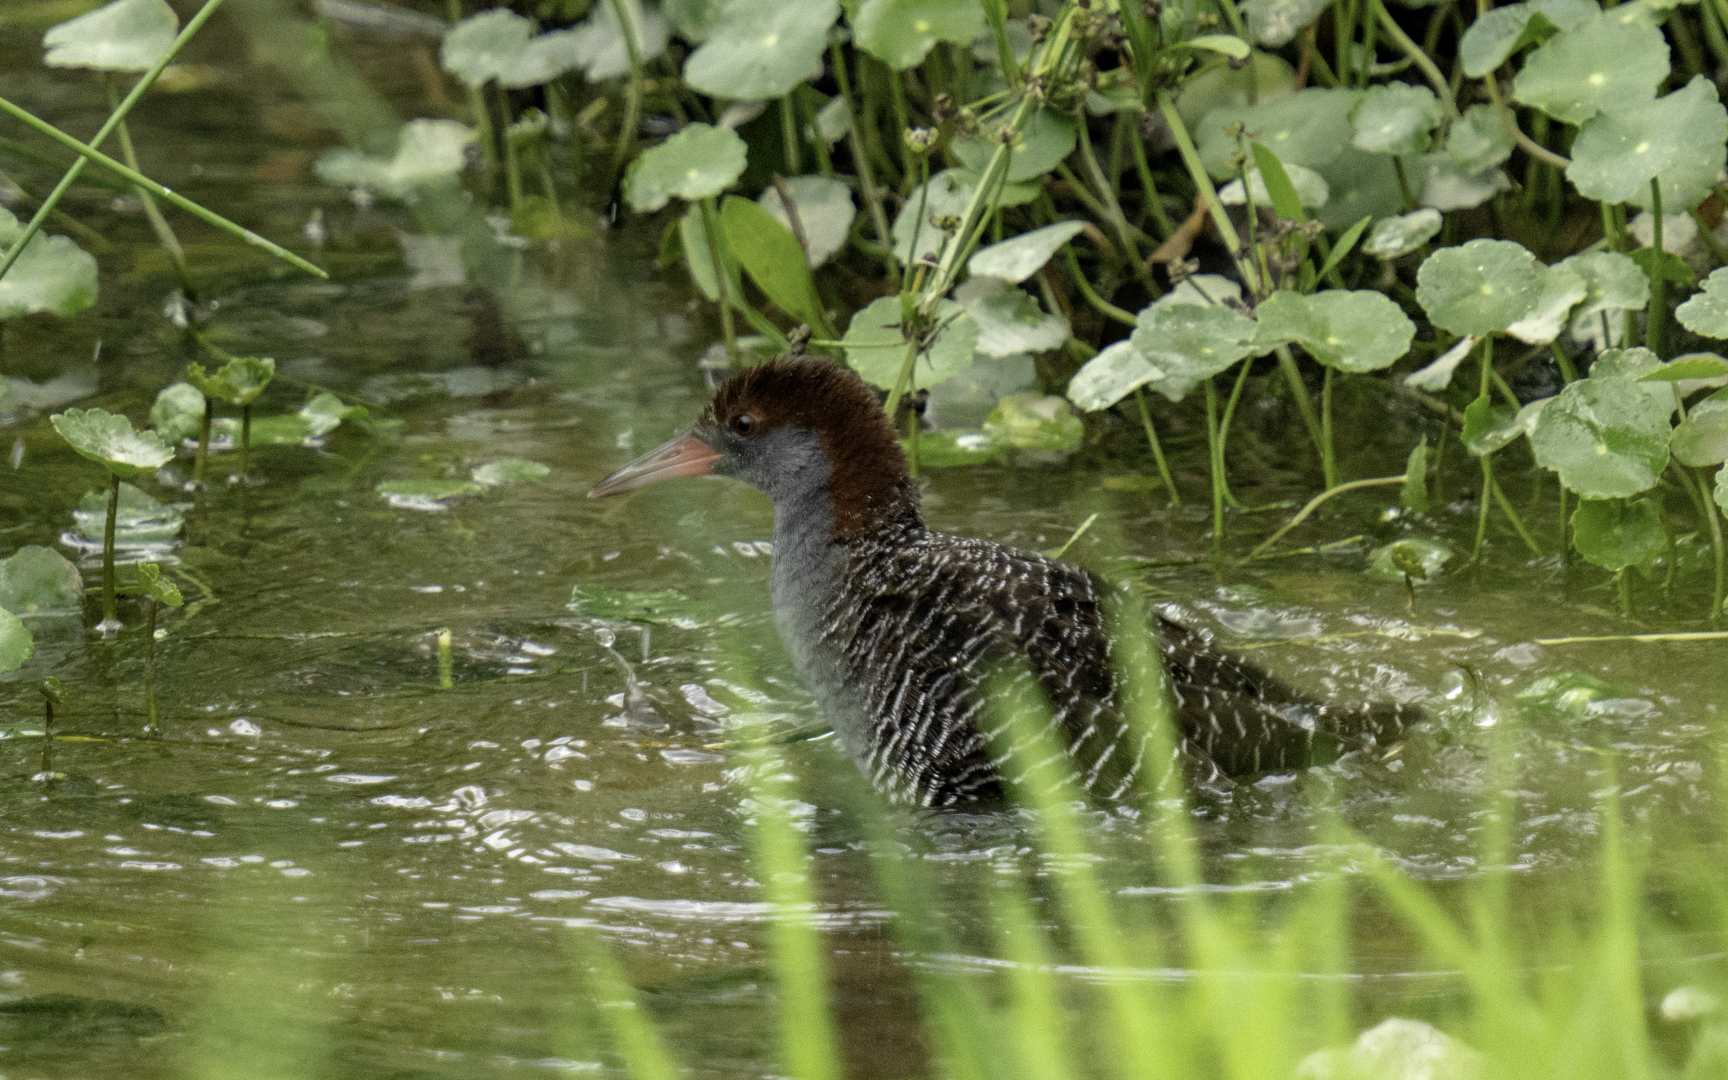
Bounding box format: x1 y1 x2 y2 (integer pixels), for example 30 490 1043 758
588 432 722 498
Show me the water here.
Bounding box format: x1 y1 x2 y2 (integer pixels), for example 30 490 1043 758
2 9 1725 1077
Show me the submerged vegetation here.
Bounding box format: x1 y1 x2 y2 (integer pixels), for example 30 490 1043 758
0 0 1725 1076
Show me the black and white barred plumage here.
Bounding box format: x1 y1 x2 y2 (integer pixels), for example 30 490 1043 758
591 358 1419 807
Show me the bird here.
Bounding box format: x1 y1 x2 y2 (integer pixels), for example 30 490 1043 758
589 357 1419 807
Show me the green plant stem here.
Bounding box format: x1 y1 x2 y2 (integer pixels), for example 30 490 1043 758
1218 359 1253 508
882 339 921 421
1481 71 1569 170
797 91 833 176
981 0 1019 90
0 92 326 280
194 397 214 487
1076 120 1153 291
1060 245 1137 324
0 0 233 285
1648 179 1667 355
1550 341 1578 383
698 197 739 364
1489 477 1543 555
1536 629 1728 644
1204 379 1227 551
437 627 453 689
1617 567 1633 616
1126 123 1174 239
105 77 196 302
887 65 914 183
831 43 898 284
1276 346 1328 478
145 598 159 736
606 0 644 183
1473 454 1494 562
1134 387 1180 506
1698 467 1726 621
779 95 802 175
240 403 252 480
1246 474 1408 560
40 697 53 780
1320 365 1339 489
1155 91 1260 293
1558 482 1569 565
1373 0 1457 118
102 472 119 628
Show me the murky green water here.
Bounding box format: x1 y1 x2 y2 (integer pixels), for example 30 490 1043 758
1 8 1725 1077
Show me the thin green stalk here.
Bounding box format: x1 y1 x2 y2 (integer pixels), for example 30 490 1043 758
887 64 914 184
1648 179 1667 355
1703 0 1728 72
102 471 119 629
1076 119 1153 291
698 197 738 363
1134 387 1180 506
796 91 833 176
1550 341 1579 383
1373 0 1457 117
1276 346 1328 476
1155 91 1259 292
779 95 802 175
1320 365 1339 490
194 396 214 487
105 76 196 302
831 43 898 284
1617 566 1633 615
981 0 1019 89
605 0 644 182
1558 482 1570 565
1699 467 1726 621
1204 379 1227 551
1218 359 1253 508
1482 69 1569 170
1246 474 1409 560
501 89 524 213
145 597 159 736
1473 453 1494 562
1061 244 1137 324
239 402 252 480
1489 477 1543 555
0 93 325 279
0 0 234 285
1126 122 1174 239
1213 0 1249 38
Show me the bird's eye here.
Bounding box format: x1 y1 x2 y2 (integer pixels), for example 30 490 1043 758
729 413 758 437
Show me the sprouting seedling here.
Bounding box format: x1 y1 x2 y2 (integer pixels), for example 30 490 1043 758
183 363 231 486
48 407 174 633
38 676 65 783
1389 542 1429 615
129 563 181 737
185 356 274 481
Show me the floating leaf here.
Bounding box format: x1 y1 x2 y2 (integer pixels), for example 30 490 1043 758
624 123 748 212
983 394 1083 453
956 278 1069 358
1446 104 1515 174
1517 671 1634 716
1513 11 1669 125
51 408 174 478
134 562 182 607
1676 267 1728 338
843 296 979 391
1351 83 1442 156
1571 497 1666 571
376 479 486 508
566 0 670 81
1255 289 1415 372
1197 88 1359 176
951 109 1078 183
42 0 176 72
1363 208 1442 259
315 119 475 197
1671 397 1728 467
74 482 183 544
148 382 204 444
212 414 312 446
1568 77 1725 207
758 175 855 267
1131 301 1259 402
0 608 30 673
854 0 984 69
1530 376 1672 497
1067 339 1165 411
472 458 551 485
569 583 702 628
0 546 83 616
1218 163 1331 210
683 0 837 100
901 430 1005 467
1240 0 1332 47
440 9 582 88
1366 536 1453 580
299 392 365 438
0 208 98 320
216 357 274 406
1416 239 1544 336
968 221 1087 283
1505 262 1587 345
720 196 827 333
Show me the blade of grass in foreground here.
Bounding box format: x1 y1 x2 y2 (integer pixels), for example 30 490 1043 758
579 934 682 1080
991 882 1080 1080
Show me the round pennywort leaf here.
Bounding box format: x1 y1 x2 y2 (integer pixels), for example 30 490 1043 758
1416 239 1545 336
43 0 176 72
1529 377 1672 497
683 0 838 100
624 123 747 212
50 408 175 478
1255 289 1415 372
1676 267 1728 338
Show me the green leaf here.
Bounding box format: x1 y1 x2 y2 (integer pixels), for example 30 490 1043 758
900 430 1005 467
1366 536 1453 580
1240 0 1332 47
982 394 1083 453
0 208 98 319
1363 208 1442 259
1255 289 1415 372
1677 267 1728 338
1400 441 1431 512
1558 251 1650 325
664 0 726 41
968 221 1087 283
1351 83 1442 156
1186 34 1253 58
42 0 176 72
215 357 275 406
1318 215 1372 279
568 583 702 628
1571 497 1666 571
758 175 855 267
719 196 828 333
624 124 748 212
1590 346 1665 381
1568 77 1726 207
134 562 183 607
678 204 735 303
0 546 84 616
1131 301 1260 402
951 109 1078 184
1462 394 1521 456
472 458 552 485
1671 397 1728 467
683 0 838 99
843 296 979 390
1415 239 1545 336
1516 671 1633 716
1458 0 1599 77
1630 247 1695 288
1219 162 1330 211
148 382 204 444
1513 10 1670 125
854 0 984 69
376 479 486 507
1314 147 1404 229
184 362 235 402
1446 104 1515 174
892 168 984 265
1197 88 1359 177
50 407 175 478
299 392 365 438
956 278 1069 358
1505 262 1587 345
0 607 31 673
1067 339 1165 412
1416 152 1512 212
1250 143 1310 221
1529 376 1672 497
440 9 582 88
315 119 474 198
213 413 311 447
74 482 183 544
1642 354 1728 382
1717 462 1728 513
566 0 670 81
